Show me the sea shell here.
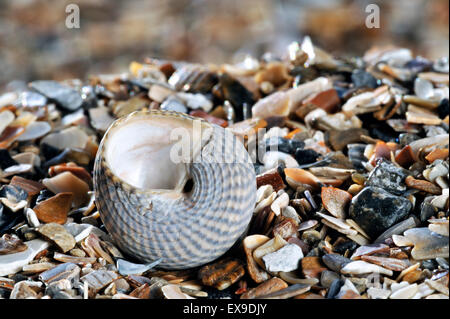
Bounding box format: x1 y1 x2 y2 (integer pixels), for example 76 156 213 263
93 110 256 269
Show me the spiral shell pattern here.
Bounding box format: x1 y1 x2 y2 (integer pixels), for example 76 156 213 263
94 110 256 269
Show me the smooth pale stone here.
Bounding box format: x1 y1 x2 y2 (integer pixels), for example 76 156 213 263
390 283 418 299
367 287 391 299
288 77 332 108
341 260 393 276
270 192 289 216
0 110 15 135
403 227 449 260
262 244 303 272
161 284 195 299
16 121 51 141
0 239 50 276
41 126 89 150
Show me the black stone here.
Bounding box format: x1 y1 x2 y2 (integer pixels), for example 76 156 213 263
0 203 24 235
349 186 412 239
333 240 359 255
41 143 63 160
218 73 255 122
366 160 409 195
36 189 56 205
265 137 292 154
351 69 378 89
30 80 83 111
347 143 367 171
437 98 449 119
0 149 18 170
420 199 438 222
421 259 438 271
327 279 345 299
322 254 351 273
295 148 320 165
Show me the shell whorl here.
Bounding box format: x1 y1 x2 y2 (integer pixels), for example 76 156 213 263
93 110 256 269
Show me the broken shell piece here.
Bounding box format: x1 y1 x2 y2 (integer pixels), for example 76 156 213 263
241 277 288 299
0 110 15 136
0 239 49 276
16 121 51 142
37 223 76 253
341 260 393 276
321 187 352 219
406 104 442 125
33 192 73 225
392 235 414 247
83 234 114 265
428 219 449 237
270 192 289 216
389 283 418 299
116 258 162 276
0 234 27 255
43 172 89 207
259 283 311 299
41 126 89 150
161 284 195 299
403 227 449 260
360 255 410 271
316 212 357 236
254 191 276 214
198 258 245 291
243 235 271 283
253 234 287 269
284 168 320 189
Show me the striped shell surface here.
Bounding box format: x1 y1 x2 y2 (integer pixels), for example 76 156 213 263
94 110 256 269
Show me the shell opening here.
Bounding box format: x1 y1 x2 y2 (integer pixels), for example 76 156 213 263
104 114 210 192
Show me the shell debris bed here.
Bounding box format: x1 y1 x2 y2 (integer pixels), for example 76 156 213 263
0 38 449 299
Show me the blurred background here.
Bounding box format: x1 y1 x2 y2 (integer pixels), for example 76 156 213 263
0 0 448 92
